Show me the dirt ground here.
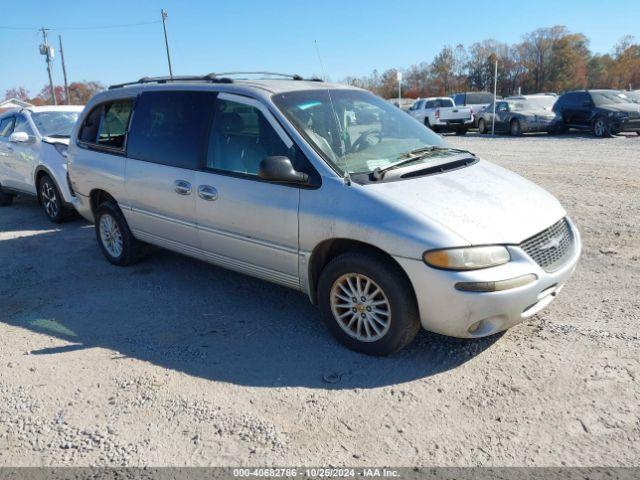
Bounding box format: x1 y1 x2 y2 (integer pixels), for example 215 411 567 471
0 132 638 467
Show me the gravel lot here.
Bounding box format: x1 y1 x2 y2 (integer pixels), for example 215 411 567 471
0 132 638 467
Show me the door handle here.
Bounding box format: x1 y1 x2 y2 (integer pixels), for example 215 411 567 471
197 185 218 201
174 180 192 195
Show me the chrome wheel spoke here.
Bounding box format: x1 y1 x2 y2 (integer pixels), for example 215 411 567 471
330 272 392 343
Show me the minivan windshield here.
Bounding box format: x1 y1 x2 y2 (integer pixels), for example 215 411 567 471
32 111 80 137
272 89 448 175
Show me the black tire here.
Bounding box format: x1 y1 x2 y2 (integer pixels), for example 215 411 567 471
38 174 70 223
94 200 144 266
510 119 522 136
0 184 14 206
424 117 431 128
317 251 420 356
592 116 612 138
478 118 487 134
455 127 468 136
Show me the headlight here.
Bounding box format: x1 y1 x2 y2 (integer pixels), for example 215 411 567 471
609 111 628 119
423 246 510 271
53 143 68 158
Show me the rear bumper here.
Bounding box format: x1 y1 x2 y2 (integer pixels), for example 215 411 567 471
395 220 582 338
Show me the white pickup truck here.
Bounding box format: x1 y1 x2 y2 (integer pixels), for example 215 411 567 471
408 97 473 135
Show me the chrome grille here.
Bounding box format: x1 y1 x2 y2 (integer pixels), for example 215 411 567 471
520 218 574 272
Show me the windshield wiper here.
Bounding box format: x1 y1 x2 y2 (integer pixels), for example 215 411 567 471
372 146 475 180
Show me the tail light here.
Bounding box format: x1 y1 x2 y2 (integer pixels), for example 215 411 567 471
435 109 440 119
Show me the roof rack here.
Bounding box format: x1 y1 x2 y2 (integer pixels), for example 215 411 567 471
108 72 323 90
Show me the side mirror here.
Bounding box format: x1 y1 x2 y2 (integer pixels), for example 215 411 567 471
258 156 308 184
9 132 30 143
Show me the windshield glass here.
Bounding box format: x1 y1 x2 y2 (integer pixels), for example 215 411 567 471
272 89 447 175
627 91 640 104
31 111 80 137
591 91 631 107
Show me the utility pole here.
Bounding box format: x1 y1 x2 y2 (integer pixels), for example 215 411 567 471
491 57 498 136
59 35 70 105
39 27 57 105
161 9 173 78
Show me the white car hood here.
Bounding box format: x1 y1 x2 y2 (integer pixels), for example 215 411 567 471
366 159 566 245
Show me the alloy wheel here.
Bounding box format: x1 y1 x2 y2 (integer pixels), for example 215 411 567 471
99 213 124 258
594 119 606 137
40 181 59 219
330 273 391 342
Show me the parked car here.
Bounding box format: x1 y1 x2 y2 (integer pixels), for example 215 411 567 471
553 90 640 137
408 97 473 135
0 105 84 221
476 98 559 135
451 91 497 127
68 74 581 355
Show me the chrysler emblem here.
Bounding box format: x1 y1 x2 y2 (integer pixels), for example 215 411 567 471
539 234 563 251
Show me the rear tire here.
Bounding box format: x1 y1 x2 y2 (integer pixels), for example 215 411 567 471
317 251 420 356
94 200 144 266
510 119 522 136
39 174 70 223
478 118 487 134
424 117 431 129
0 184 14 206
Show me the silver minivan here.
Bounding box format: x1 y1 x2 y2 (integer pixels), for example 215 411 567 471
67 74 581 355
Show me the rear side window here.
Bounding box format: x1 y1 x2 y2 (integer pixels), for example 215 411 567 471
79 100 133 151
0 116 14 137
127 91 216 169
425 100 435 108
453 94 465 105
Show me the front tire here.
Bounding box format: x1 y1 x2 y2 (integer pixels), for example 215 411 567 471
0 184 14 206
317 251 420 356
593 117 612 138
94 201 144 266
510 119 522 136
39 174 69 223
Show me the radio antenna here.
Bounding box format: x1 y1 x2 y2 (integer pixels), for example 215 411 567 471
314 40 350 184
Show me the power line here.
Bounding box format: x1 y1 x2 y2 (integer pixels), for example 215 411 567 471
0 20 161 31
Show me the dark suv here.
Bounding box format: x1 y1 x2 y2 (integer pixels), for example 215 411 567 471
553 90 640 137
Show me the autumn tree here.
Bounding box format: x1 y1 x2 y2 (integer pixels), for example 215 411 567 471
3 87 31 102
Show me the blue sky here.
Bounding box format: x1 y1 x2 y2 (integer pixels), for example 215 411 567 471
1 0 638 96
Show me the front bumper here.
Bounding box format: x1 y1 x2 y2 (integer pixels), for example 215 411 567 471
521 118 559 133
611 117 640 133
395 220 582 338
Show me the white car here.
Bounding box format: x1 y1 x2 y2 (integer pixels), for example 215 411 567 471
408 97 473 135
0 105 83 222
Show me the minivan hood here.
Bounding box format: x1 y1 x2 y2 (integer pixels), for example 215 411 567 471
365 159 566 245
